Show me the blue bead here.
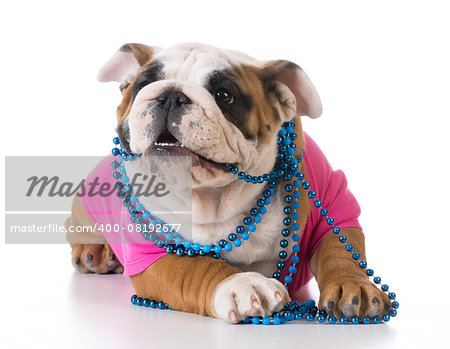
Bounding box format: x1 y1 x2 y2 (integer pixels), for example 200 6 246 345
279 251 288 259
291 212 299 220
213 245 222 254
187 248 195 256
362 317 370 324
113 137 120 144
373 316 381 324
272 317 281 325
219 239 227 247
291 223 299 231
306 314 314 322
262 317 271 325
288 266 297 274
142 211 151 220
388 292 396 300
374 277 381 284
292 202 300 209
233 239 242 247
242 317 251 324
245 175 252 182
231 167 239 174
158 301 165 310
352 252 360 260
192 243 201 251
366 269 374 276
254 215 262 223
143 298 151 307
280 239 289 248
333 227 340 234
293 191 301 199
150 300 157 308
238 171 245 179
203 245 211 253
273 272 281 280
314 200 322 207
166 245 174 253
248 224 256 232
284 195 293 203
112 148 120 156
243 217 252 225
251 317 260 324
292 244 300 253
390 310 397 317
359 260 367 268
228 233 237 241
135 203 144 211
112 171 121 179
236 225 245 234
282 228 290 237
392 301 399 309
320 209 328 216
242 232 249 240
284 275 292 284
277 262 285 270
224 243 232 252
308 190 316 198
130 195 138 203
260 207 268 214
291 255 299 264
111 161 119 169
382 315 390 322
381 284 389 292
328 316 337 324
136 297 143 306
339 235 347 243
250 208 258 215
317 315 326 323
351 317 359 324
131 295 138 304
176 248 184 256
292 234 300 242
327 218 334 225
121 175 129 183
340 317 348 324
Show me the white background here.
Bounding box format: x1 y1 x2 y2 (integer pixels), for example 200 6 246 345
1 0 449 348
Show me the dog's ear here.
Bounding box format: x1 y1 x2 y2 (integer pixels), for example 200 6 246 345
259 60 322 119
97 43 161 91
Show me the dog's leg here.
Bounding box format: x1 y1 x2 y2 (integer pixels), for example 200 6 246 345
130 255 290 322
310 228 391 318
66 196 123 274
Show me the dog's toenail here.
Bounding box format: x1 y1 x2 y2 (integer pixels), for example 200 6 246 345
352 296 359 305
327 300 334 311
87 253 93 262
372 298 380 306
75 257 80 266
385 303 391 311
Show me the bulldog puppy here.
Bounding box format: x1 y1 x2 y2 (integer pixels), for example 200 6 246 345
66 42 391 322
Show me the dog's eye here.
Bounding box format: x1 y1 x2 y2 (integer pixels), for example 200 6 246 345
215 88 235 104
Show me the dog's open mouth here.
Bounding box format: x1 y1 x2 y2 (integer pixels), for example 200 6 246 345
154 129 184 147
147 129 229 171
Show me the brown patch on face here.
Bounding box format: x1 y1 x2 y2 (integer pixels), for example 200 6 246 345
228 64 289 147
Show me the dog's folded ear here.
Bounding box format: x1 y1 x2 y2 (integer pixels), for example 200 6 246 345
259 60 322 119
97 43 161 89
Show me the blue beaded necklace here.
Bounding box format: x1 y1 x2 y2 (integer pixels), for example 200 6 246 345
111 119 399 325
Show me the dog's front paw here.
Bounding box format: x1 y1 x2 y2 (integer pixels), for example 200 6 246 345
212 272 290 323
70 244 123 274
319 276 391 318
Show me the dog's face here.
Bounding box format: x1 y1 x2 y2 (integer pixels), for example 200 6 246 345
98 42 322 189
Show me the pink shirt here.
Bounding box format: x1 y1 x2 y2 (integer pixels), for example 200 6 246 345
80 133 361 295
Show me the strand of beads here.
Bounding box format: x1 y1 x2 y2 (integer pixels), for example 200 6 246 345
115 119 398 324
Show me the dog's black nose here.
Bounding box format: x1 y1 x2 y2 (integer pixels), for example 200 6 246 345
157 90 192 109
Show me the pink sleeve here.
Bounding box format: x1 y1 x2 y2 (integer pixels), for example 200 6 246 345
286 134 362 296
80 155 167 276
303 133 362 256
